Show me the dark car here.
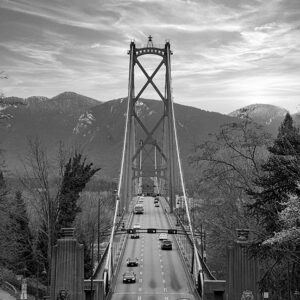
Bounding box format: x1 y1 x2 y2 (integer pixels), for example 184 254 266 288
155 202 159 207
161 239 172 250
126 258 138 267
131 233 139 239
123 270 136 283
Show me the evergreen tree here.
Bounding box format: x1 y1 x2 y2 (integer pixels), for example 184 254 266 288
10 191 35 274
248 113 300 234
247 113 300 294
57 152 100 231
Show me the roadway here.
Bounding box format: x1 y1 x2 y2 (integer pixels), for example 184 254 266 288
111 196 196 300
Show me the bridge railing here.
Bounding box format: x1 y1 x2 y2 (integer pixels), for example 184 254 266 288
102 197 136 296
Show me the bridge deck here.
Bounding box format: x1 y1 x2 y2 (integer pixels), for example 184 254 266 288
111 196 196 300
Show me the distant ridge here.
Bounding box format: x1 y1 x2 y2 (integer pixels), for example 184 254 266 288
229 103 289 133
0 93 293 178
0 94 239 178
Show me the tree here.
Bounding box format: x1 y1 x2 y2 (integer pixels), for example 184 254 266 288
263 194 300 245
247 113 300 295
56 153 100 230
10 191 35 274
20 138 100 286
0 172 15 267
248 113 300 237
189 118 272 277
20 137 58 279
75 191 114 278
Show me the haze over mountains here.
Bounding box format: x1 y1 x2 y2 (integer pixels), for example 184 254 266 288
0 92 293 179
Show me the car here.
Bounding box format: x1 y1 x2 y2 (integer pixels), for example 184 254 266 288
161 239 172 250
134 204 144 214
126 258 139 267
155 203 159 207
131 233 139 239
123 270 136 283
133 224 141 229
158 233 168 241
154 198 159 203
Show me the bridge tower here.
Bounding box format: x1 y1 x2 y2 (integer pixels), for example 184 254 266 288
120 36 177 212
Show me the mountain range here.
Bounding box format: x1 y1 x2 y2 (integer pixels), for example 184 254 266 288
0 92 293 179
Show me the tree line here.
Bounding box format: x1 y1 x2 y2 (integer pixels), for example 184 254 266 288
0 137 116 294
190 113 300 299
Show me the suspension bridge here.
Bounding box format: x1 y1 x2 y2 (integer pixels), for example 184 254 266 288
90 37 223 300
50 37 260 300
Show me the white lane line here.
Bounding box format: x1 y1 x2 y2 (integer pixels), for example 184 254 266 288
140 271 143 275
140 264 143 268
139 278 143 283
164 288 168 292
162 279 165 283
138 296 142 300
139 287 142 292
160 264 163 268
141 258 143 262
161 271 164 275
165 297 168 300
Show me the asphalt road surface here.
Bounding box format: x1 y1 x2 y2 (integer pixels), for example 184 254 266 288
111 196 195 300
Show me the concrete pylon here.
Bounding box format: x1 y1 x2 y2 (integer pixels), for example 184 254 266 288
226 229 261 300
50 228 84 300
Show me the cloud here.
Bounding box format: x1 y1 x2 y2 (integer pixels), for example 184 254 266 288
0 0 300 113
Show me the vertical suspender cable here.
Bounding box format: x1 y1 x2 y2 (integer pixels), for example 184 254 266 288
104 44 134 284
118 46 134 196
166 46 202 280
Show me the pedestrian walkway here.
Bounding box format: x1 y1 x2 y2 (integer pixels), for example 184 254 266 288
0 287 16 300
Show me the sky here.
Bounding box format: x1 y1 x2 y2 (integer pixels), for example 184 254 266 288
0 0 300 114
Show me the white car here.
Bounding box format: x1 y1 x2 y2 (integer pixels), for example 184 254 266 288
133 224 141 229
158 233 168 241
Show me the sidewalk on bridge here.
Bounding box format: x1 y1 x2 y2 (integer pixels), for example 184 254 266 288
93 199 135 280
0 287 16 300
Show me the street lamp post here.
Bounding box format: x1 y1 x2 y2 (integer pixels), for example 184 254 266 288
90 226 95 300
97 196 101 263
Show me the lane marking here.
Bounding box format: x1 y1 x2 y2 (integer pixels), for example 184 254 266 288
165 297 168 300
139 287 142 292
162 279 165 283
139 279 143 283
161 271 164 276
138 296 142 300
140 271 143 275
164 288 168 292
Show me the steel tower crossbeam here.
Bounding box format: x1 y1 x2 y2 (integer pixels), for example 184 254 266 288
132 114 167 162
135 59 166 104
134 59 165 102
